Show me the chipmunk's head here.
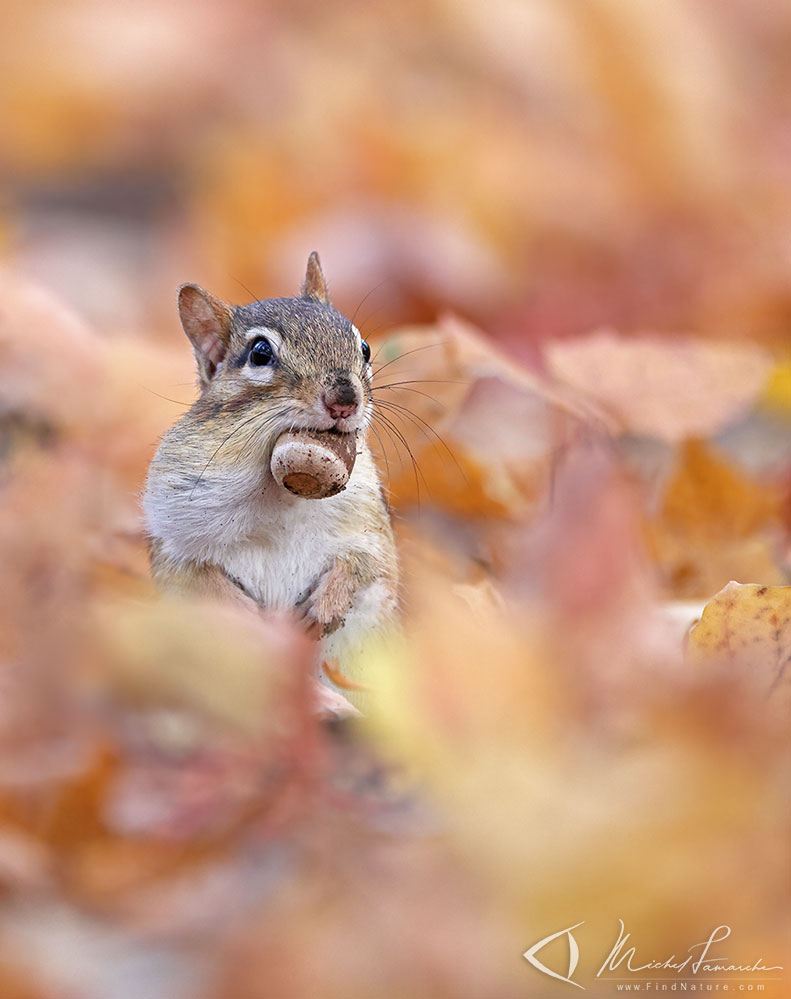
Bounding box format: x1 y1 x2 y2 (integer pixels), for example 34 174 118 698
178 253 371 437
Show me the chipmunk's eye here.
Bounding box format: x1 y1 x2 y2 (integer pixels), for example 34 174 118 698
361 339 371 363
249 338 275 366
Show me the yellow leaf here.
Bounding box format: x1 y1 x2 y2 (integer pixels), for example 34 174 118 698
688 581 791 704
761 358 791 414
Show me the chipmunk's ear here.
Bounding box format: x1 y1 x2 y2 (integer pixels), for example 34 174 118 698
177 284 233 388
300 251 330 304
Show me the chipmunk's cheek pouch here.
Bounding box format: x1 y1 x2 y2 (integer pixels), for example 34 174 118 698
270 429 357 499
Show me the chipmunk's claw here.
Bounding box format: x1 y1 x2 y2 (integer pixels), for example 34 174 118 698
296 562 355 639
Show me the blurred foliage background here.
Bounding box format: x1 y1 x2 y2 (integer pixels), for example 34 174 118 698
0 1 789 997
3 0 791 350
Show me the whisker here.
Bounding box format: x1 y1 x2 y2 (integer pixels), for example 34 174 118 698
357 301 388 334
375 378 467 388
370 339 387 366
375 400 438 457
230 276 261 303
372 384 447 410
365 322 399 354
375 410 429 503
351 280 388 327
372 341 449 378
188 406 290 499
371 413 407 477
367 421 392 487
139 385 191 407
374 398 467 483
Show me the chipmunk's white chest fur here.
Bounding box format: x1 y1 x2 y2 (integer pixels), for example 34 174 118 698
144 447 385 611
219 488 350 608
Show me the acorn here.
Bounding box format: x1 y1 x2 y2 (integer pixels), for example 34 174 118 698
270 429 357 499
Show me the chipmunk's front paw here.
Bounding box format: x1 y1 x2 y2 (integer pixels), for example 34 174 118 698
296 563 356 639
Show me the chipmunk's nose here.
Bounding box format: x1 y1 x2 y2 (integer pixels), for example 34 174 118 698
322 378 360 421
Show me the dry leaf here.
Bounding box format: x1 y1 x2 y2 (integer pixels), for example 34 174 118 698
688 581 791 710
546 331 772 441
0 1 790 991
0 268 105 450
94 598 310 734
371 315 600 514
647 440 784 597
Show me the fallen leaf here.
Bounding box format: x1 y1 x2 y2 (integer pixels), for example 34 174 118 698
687 582 791 711
761 357 791 415
94 598 310 735
647 439 784 597
545 330 773 441
659 439 781 539
371 315 601 515
0 269 105 451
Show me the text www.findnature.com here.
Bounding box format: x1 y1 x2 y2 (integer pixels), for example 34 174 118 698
615 985 766 992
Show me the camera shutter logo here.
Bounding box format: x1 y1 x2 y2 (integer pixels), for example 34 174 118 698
523 921 586 990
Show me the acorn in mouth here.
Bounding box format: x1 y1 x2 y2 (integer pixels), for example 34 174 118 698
270 429 358 499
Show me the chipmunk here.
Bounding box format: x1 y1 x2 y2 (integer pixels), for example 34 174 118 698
143 253 398 702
